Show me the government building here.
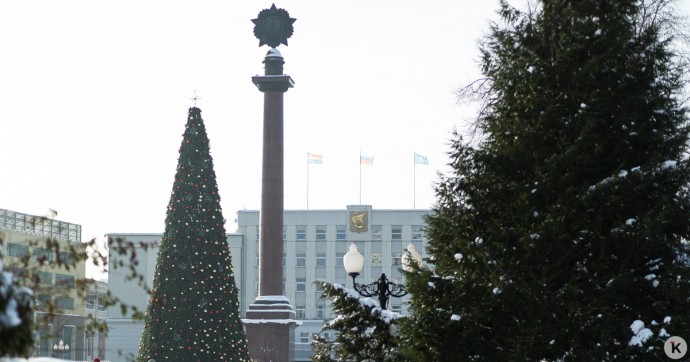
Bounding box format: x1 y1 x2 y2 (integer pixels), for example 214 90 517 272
105 205 429 361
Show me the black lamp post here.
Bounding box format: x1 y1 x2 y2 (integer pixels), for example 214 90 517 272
342 244 422 310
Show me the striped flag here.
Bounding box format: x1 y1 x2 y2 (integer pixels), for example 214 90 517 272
308 153 323 164
360 154 374 166
414 153 429 165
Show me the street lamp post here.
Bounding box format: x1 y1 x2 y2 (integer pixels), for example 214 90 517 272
342 244 422 310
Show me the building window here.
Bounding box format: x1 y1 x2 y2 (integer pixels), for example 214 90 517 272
372 225 382 240
32 247 53 262
86 292 95 309
412 225 423 241
38 323 52 356
55 296 74 310
336 225 347 240
316 304 325 319
372 253 382 266
37 294 52 311
296 305 306 319
300 332 310 343
391 225 402 240
98 294 105 311
58 251 73 265
296 278 306 292
7 267 27 279
7 243 29 257
316 225 327 241
296 254 306 267
316 254 326 267
283 226 287 241
55 274 75 288
392 252 403 266
35 271 52 285
391 305 402 314
61 325 75 360
296 226 306 241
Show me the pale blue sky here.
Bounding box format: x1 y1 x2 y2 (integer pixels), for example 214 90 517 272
0 1 688 248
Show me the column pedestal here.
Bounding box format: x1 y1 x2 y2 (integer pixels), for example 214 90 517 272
244 296 301 362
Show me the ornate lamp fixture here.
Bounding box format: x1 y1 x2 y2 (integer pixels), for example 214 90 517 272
53 339 69 352
342 244 422 310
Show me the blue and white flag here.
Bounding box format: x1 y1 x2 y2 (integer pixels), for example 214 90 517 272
414 153 429 165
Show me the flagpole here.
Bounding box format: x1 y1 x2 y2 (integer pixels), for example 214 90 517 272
307 152 310 210
414 153 416 210
359 151 362 205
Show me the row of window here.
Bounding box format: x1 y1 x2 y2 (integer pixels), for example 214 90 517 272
295 304 326 320
256 252 408 268
6 243 73 264
5 267 75 288
85 291 106 311
299 331 332 343
37 294 74 310
257 225 424 241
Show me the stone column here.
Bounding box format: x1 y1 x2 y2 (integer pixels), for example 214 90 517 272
244 48 299 362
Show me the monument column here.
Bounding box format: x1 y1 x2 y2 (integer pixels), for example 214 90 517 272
243 5 299 362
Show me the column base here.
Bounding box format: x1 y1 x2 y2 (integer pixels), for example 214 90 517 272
243 295 301 362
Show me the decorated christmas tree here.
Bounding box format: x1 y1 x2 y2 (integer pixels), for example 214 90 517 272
137 107 250 361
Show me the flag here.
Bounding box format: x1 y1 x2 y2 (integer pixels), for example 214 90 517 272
360 154 374 166
308 153 323 164
414 153 429 165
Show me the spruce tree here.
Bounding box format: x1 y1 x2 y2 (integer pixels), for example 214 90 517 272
137 107 250 361
311 281 401 362
401 0 690 360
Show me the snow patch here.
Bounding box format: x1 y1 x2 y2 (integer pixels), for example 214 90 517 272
629 320 654 346
625 218 636 226
242 318 303 326
530 233 540 240
454 253 463 262
527 65 535 73
659 328 669 337
451 314 461 321
594 29 602 36
630 320 645 334
492 287 502 295
664 316 671 324
629 328 653 347
661 160 677 169
475 237 483 245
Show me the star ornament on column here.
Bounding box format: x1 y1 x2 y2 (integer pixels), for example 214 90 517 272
252 4 296 48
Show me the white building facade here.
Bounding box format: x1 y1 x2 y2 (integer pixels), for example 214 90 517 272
105 205 429 361
232 205 429 361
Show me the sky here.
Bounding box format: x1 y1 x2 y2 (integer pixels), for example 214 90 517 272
1 0 689 249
